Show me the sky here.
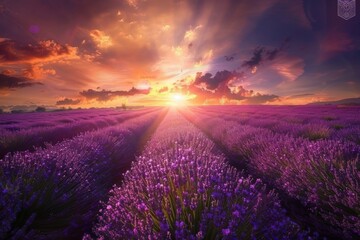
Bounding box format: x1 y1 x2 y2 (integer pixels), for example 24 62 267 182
0 0 359 109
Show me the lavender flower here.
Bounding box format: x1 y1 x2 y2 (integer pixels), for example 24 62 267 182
180 105 360 238
91 111 302 239
0 109 163 239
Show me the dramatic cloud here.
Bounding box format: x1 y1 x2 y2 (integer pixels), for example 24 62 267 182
0 0 359 106
80 87 150 102
188 83 279 104
194 70 242 90
242 38 291 73
178 70 280 104
0 73 42 89
22 65 56 79
56 98 81 105
0 39 78 64
242 47 265 72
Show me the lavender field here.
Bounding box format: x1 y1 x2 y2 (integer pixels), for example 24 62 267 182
1 106 359 240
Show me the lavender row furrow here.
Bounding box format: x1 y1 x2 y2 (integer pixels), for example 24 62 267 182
0 108 146 131
0 108 159 158
0 108 165 240
181 108 360 238
0 109 120 131
190 106 360 144
86 111 309 240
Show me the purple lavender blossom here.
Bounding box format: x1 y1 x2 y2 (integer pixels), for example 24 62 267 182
180 105 360 238
0 109 163 239
90 111 302 239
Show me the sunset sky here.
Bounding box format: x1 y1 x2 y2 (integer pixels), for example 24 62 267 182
0 0 359 109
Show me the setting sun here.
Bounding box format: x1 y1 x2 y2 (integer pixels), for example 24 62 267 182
170 93 187 106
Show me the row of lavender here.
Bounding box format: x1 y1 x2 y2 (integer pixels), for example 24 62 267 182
0 108 159 158
181 106 360 238
192 106 360 144
85 111 313 239
0 108 126 131
0 108 165 239
194 105 360 126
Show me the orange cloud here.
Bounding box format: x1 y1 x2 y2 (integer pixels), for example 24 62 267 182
127 0 139 8
1 69 16 76
161 25 171 32
56 98 81 105
184 25 202 42
173 71 279 105
158 86 169 93
90 30 113 49
0 73 42 89
22 65 56 79
80 87 150 102
271 56 305 82
0 39 78 65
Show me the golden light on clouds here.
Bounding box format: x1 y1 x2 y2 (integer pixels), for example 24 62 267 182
251 66 257 74
184 25 202 41
22 64 56 79
162 25 171 32
90 30 113 49
0 0 358 108
127 0 139 8
172 46 184 57
271 57 305 82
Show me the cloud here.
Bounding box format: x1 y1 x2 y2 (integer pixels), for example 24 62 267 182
80 87 150 102
241 93 279 104
9 105 38 112
0 39 78 64
127 0 139 8
22 65 56 79
90 30 113 49
179 70 280 104
242 47 265 71
225 54 236 62
162 25 171 32
194 70 242 90
189 83 279 104
184 25 203 42
270 56 305 82
318 32 357 62
287 93 314 99
158 86 168 93
0 73 42 89
2 0 355 106
56 98 81 105
1 69 16 75
242 38 291 72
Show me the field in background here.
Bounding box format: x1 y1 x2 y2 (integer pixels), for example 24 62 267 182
1 105 359 239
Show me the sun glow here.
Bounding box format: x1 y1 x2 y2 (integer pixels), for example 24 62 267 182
170 93 187 106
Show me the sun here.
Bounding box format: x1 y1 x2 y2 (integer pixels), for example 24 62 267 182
170 93 187 106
